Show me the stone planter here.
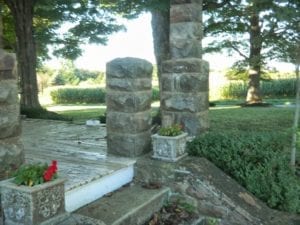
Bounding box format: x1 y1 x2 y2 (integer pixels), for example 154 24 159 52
152 132 188 162
0 178 67 225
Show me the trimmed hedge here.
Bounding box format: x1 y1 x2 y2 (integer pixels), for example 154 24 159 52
50 87 161 104
221 79 296 99
187 131 300 213
50 88 106 104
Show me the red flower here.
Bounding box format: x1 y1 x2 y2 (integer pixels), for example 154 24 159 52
52 160 57 172
43 170 52 181
43 160 58 182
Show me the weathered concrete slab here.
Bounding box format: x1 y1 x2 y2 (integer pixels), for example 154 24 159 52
55 214 106 225
76 184 170 225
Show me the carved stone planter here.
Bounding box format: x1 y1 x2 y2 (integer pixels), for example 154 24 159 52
0 178 67 225
152 132 188 162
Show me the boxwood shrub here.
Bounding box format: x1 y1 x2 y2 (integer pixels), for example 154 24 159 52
187 131 300 213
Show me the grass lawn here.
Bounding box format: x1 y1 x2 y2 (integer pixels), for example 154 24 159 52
46 103 160 123
48 103 296 134
212 98 295 106
210 106 295 132
52 107 106 123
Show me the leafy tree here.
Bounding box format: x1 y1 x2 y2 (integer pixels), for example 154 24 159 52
2 0 123 109
0 2 14 50
74 68 99 81
204 0 300 104
56 61 80 85
0 3 3 48
37 66 55 93
225 66 272 82
51 73 66 86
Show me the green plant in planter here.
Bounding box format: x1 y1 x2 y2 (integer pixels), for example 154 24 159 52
158 124 183 136
14 160 58 186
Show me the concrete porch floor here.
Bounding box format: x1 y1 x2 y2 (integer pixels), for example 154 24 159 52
21 119 135 212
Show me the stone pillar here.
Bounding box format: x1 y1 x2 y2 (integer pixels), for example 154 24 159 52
106 57 153 157
161 0 209 136
0 50 24 181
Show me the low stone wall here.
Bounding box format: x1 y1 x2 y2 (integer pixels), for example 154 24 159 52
0 50 24 181
135 156 300 225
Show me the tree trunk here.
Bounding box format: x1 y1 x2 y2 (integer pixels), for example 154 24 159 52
151 7 170 109
151 8 170 78
4 0 41 109
246 10 262 104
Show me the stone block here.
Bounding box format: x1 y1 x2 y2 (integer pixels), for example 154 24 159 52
106 91 152 113
161 73 208 93
106 111 152 133
0 81 18 104
107 132 151 157
161 110 209 135
197 202 228 219
161 75 173 92
0 50 17 81
0 104 21 139
0 137 24 181
170 22 202 40
0 195 3 225
170 39 202 59
0 178 66 225
161 92 209 113
107 78 152 91
106 57 153 79
162 59 209 74
175 73 208 92
179 111 209 135
170 3 202 23
171 0 202 4
152 132 188 162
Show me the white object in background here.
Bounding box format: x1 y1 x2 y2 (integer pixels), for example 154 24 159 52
86 119 100 126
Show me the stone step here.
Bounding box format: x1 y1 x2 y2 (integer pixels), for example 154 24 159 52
75 184 170 225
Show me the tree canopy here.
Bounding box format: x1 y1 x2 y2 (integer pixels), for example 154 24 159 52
3 0 124 61
2 0 124 108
